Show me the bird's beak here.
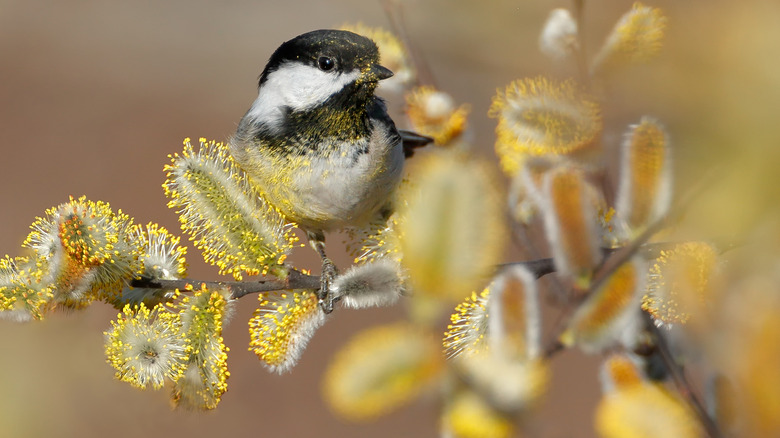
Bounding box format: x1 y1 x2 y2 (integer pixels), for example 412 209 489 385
371 64 394 81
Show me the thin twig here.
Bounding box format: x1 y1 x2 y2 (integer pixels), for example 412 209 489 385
497 257 555 279
572 0 590 86
498 241 704 283
508 216 570 303
129 268 320 300
644 312 724 438
380 0 436 87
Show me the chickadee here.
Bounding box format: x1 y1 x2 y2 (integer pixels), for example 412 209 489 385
229 29 431 313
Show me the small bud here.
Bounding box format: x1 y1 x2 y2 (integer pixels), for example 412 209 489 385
600 353 645 394
444 264 541 361
405 86 470 146
487 265 542 359
332 259 404 309
539 8 579 60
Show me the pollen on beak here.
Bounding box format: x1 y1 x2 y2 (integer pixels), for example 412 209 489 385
371 64 394 80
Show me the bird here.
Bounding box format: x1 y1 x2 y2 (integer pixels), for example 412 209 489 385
229 29 431 313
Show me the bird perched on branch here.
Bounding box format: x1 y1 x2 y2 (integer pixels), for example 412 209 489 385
230 29 431 313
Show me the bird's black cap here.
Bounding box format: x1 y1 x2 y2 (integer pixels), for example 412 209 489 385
258 29 383 87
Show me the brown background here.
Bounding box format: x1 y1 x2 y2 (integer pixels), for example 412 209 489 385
1 0 777 437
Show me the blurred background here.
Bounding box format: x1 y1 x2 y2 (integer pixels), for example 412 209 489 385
1 0 778 436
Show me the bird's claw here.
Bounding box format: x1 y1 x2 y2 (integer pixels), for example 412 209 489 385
318 258 338 314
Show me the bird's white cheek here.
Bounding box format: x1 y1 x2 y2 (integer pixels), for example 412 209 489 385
246 62 360 129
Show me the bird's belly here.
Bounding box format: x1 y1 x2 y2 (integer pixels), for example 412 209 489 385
260 145 404 231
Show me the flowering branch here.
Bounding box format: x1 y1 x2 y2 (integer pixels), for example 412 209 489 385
129 268 320 300
5 7 763 435
531 171 726 437
124 238 706 306
499 241 712 284
540 161 718 351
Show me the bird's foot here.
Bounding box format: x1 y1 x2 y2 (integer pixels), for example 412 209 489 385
318 257 339 314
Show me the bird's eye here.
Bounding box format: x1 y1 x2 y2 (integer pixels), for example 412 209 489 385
318 56 335 71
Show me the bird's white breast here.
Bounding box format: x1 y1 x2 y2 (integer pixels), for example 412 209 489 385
244 126 403 232
286 134 404 230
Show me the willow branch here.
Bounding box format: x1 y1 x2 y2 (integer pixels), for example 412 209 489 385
129 268 320 300
128 238 724 304
498 240 703 283
644 312 724 438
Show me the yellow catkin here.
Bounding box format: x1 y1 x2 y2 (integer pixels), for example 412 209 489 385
0 256 53 320
561 259 643 352
406 86 470 145
443 288 490 358
543 165 601 288
596 384 700 438
615 118 671 234
399 151 505 302
24 196 140 305
603 354 644 389
489 77 602 175
104 303 187 390
163 138 296 280
323 323 442 421
641 242 717 325
443 390 513 438
549 168 599 282
628 121 666 225
592 2 667 73
248 290 324 373
172 285 231 410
